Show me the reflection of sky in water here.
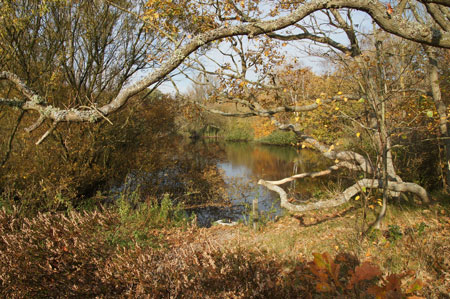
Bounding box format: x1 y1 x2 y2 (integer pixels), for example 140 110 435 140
192 144 328 226
111 140 328 227
196 162 282 227
218 162 251 178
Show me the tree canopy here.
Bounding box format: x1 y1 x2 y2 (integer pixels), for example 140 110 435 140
0 0 449 222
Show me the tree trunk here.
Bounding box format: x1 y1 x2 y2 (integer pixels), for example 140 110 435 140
426 47 450 192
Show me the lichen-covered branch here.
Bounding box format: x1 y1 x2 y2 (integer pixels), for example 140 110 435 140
259 177 429 212
1 0 449 124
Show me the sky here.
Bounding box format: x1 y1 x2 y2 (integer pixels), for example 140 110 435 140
147 8 374 95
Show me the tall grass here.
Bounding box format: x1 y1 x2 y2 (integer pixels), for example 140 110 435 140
224 122 254 141
257 130 297 145
110 191 191 248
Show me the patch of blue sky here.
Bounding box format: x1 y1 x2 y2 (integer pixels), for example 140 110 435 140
152 7 373 95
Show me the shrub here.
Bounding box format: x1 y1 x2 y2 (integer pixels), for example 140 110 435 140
224 122 254 141
257 130 297 145
109 192 191 248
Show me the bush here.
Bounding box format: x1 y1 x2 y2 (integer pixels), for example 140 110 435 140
257 130 297 145
109 192 191 248
224 123 254 141
0 94 180 214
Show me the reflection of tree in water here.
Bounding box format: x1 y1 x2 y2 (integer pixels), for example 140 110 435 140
117 138 229 207
117 139 349 210
217 142 352 204
224 143 331 182
287 155 353 203
224 143 351 203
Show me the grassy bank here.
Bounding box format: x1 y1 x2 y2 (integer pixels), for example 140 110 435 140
222 122 298 146
257 130 297 145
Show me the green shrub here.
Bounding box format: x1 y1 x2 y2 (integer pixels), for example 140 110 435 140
224 122 254 141
109 191 191 248
257 130 297 145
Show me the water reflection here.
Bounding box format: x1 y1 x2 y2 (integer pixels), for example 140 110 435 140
114 138 334 227
188 140 331 226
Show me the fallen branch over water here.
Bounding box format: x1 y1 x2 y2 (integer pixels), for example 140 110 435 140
258 176 429 212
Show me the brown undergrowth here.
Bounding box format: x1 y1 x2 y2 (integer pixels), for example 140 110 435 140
0 196 448 298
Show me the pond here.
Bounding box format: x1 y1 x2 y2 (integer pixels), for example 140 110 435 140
112 138 334 227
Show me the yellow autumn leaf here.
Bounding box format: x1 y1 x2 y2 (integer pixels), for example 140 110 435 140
356 132 361 138
283 88 287 92
335 107 339 111
302 144 306 148
316 98 321 104
295 117 300 122
355 195 360 201
344 97 348 102
337 91 342 95
329 145 335 150
334 159 339 163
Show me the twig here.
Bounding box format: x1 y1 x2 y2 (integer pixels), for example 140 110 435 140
25 115 45 133
36 121 59 145
1 111 24 166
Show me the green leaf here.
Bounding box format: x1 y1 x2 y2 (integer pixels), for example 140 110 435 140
426 111 433 118
358 98 365 103
406 279 424 294
313 252 327 269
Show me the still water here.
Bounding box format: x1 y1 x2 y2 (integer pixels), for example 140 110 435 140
114 139 332 227
190 141 330 226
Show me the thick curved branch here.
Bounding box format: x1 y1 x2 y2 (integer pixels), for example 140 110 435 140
267 116 374 174
194 94 360 117
264 163 343 185
193 101 256 118
2 0 450 125
259 177 429 212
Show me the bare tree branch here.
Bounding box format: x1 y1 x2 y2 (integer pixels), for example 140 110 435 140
259 177 429 212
